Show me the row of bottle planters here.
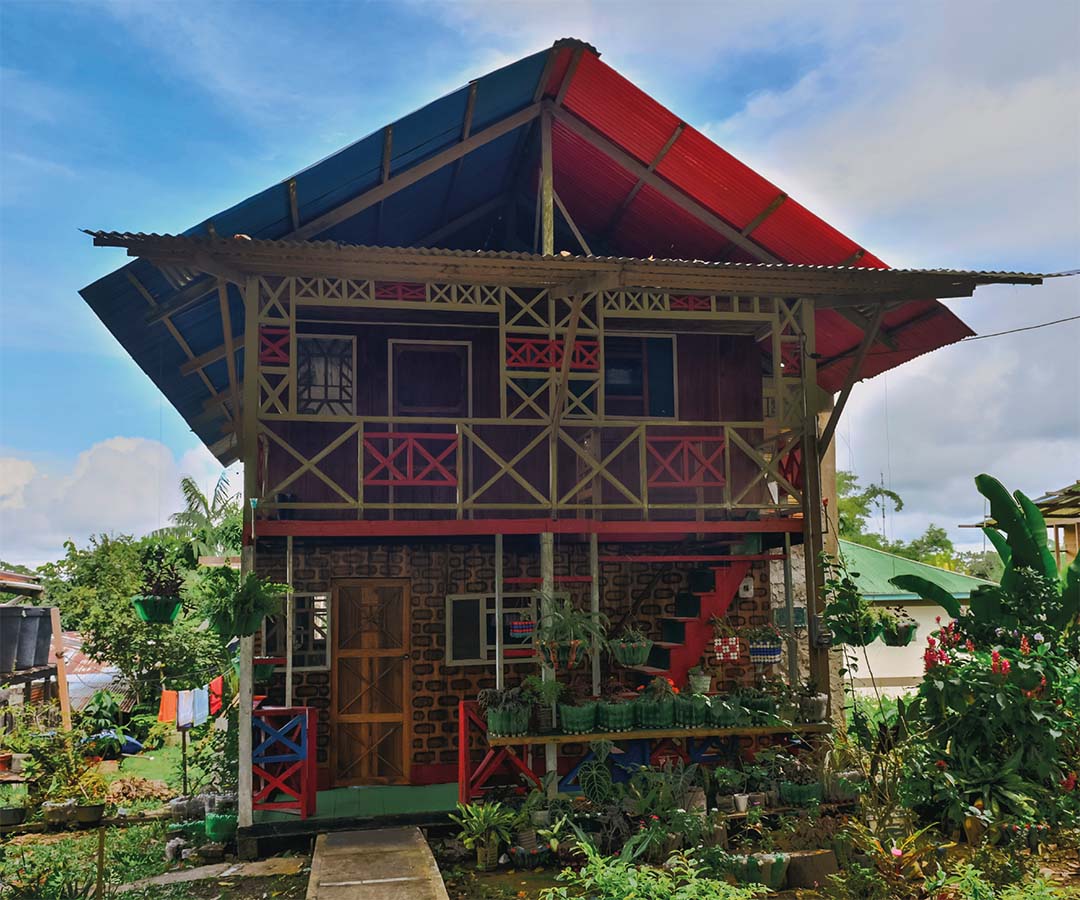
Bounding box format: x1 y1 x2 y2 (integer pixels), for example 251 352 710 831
0 606 54 675
487 692 827 737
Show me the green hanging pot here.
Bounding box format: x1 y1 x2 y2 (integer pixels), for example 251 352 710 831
611 639 653 667
132 595 182 625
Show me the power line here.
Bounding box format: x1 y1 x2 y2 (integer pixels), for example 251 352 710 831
957 313 1080 342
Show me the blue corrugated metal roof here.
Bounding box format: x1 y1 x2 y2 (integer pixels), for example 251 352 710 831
80 46 553 458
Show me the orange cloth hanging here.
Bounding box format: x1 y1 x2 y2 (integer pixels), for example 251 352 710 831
209 677 223 715
157 690 178 724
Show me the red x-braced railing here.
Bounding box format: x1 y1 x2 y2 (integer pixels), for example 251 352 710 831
505 337 600 370
373 281 426 301
669 295 711 311
258 326 290 365
646 436 727 487
458 700 540 803
363 432 459 486
252 706 317 818
778 446 803 491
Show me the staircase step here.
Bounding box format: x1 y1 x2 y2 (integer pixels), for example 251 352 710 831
664 616 700 623
653 641 682 649
626 665 667 676
647 645 672 670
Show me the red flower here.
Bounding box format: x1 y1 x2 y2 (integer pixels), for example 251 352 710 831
965 639 975 653
1020 635 1031 656
1060 772 1077 792
935 759 948 769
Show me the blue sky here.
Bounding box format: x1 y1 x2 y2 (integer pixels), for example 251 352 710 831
1 0 1077 563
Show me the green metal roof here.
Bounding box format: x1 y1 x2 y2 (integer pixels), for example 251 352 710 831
838 539 994 601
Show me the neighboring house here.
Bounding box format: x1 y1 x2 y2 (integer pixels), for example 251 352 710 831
79 39 1048 826
1034 481 1079 569
838 540 994 696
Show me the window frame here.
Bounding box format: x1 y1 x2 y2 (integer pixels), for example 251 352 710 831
261 591 332 672
602 332 678 420
296 333 357 416
444 592 541 667
388 339 473 418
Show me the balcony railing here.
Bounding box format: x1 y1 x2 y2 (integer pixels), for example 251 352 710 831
255 415 804 520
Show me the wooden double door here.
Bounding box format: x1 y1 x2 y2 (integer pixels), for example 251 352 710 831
330 579 411 785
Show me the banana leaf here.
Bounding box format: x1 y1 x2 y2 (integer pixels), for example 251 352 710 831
1015 490 1058 579
975 474 1043 580
889 574 962 619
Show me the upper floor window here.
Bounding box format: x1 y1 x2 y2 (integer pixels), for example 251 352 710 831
298 336 355 416
391 341 470 416
604 335 676 418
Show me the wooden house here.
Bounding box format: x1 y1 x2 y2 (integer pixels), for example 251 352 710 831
79 39 1046 828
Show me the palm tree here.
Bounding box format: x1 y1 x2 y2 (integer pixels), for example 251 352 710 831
161 472 241 559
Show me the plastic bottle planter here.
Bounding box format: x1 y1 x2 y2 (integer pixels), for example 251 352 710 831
798 692 829 723
674 694 709 728
597 701 636 732
558 701 597 735
205 812 238 842
635 697 675 729
713 636 741 663
537 640 586 672
708 698 741 727
779 782 825 805
131 595 183 625
487 705 531 737
508 618 535 638
882 624 918 647
476 842 500 872
611 639 653 667
748 640 784 665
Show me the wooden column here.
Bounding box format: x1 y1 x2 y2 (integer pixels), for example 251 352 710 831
238 275 259 830
783 532 797 683
540 532 557 792
495 534 505 690
798 299 830 697
49 607 71 731
285 535 294 708
590 533 601 697
540 108 554 256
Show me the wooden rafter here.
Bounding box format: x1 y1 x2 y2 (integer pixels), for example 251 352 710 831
818 305 945 372
287 179 300 230
740 192 787 237
834 306 899 350
418 194 506 248
375 125 394 242
553 189 592 256
550 105 779 263
555 45 584 106
540 108 554 255
819 304 885 455
438 81 478 227
604 122 684 238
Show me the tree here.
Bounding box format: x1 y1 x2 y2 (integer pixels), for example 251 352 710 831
158 472 241 562
836 471 904 550
37 534 229 705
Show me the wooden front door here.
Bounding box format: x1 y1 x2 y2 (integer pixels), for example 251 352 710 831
331 579 411 785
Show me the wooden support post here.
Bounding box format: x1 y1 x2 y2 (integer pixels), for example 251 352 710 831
590 533 601 697
285 534 294 708
818 304 884 455
238 274 259 830
540 108 554 256
540 532 557 793
495 534 505 691
50 607 71 731
784 532 797 683
798 299 830 700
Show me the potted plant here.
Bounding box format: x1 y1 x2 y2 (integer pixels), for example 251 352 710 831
450 800 515 871
764 677 799 723
634 676 677 729
131 541 187 625
596 692 636 732
742 622 785 665
708 694 741 727
189 565 287 638
686 664 712 694
712 617 741 663
74 771 108 827
0 784 27 827
711 766 745 812
478 687 532 738
736 687 777 721
822 557 882 646
609 625 653 667
533 595 608 672
559 689 598 736
742 762 771 808
797 678 829 723
674 690 709 728
879 606 918 646
521 675 564 733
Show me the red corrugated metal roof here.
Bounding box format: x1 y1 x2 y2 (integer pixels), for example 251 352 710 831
540 42 976 386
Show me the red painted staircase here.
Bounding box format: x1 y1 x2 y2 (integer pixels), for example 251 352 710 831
630 562 750 686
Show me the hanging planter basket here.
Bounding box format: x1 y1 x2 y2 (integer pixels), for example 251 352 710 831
882 624 918 647
748 640 784 666
132 595 183 625
713 635 741 663
253 657 283 684
611 639 653 667
509 617 535 638
537 640 585 672
829 622 883 647
211 610 266 639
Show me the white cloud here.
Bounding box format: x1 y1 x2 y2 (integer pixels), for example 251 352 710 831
0 438 241 567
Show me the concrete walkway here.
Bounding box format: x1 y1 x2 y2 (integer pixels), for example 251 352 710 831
117 856 305 891
306 828 450 900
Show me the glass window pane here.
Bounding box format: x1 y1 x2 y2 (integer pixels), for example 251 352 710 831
451 598 482 661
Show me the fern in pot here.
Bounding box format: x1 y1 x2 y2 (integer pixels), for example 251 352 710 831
188 565 287 638
610 625 652 667
131 541 187 625
522 675 564 733
533 594 608 672
450 801 515 871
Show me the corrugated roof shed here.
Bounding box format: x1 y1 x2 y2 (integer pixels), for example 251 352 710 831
839 539 994 600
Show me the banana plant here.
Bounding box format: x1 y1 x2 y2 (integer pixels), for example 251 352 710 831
889 474 1079 632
